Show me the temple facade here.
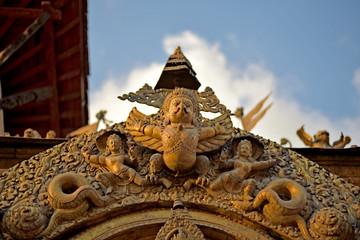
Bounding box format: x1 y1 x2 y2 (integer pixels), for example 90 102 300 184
0 48 359 240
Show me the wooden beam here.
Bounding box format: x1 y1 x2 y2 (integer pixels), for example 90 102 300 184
0 0 31 44
0 2 62 66
6 64 46 87
58 69 81 82
0 19 15 40
59 92 81 102
0 6 61 20
43 20 61 135
6 97 48 112
79 0 88 125
7 114 50 124
55 17 79 39
0 43 43 76
53 0 71 9
0 11 50 66
56 44 80 63
0 86 53 110
60 110 82 119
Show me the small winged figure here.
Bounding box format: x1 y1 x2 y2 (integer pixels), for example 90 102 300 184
126 87 233 188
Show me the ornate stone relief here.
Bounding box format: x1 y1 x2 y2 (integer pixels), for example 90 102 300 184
0 59 359 239
155 199 205 240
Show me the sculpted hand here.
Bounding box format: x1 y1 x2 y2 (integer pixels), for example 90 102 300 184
146 173 158 185
196 176 210 188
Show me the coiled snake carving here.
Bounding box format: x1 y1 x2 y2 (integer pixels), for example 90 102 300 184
41 172 112 237
253 178 313 240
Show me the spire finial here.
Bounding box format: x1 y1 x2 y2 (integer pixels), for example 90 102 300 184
173 46 182 55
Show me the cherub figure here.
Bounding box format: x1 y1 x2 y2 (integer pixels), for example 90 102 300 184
209 139 276 200
126 87 232 188
297 125 351 148
82 132 146 193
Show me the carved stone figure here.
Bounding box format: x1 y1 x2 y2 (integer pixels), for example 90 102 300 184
208 138 276 201
46 130 56 139
126 87 233 187
23 128 41 138
297 125 351 148
82 131 146 192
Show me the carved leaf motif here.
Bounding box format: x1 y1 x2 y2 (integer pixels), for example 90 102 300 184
196 86 228 114
119 85 230 115
118 84 170 108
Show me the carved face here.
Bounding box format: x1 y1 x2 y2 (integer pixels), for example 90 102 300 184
107 135 122 153
238 142 252 158
168 96 194 124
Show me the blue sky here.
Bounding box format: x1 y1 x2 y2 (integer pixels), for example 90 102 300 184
88 1 360 147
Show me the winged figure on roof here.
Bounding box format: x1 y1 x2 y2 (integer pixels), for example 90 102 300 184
126 87 233 188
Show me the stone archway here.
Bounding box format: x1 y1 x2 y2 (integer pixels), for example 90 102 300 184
71 207 273 240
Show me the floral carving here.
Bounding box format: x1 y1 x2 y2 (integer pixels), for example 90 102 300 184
308 207 354 240
2 200 48 239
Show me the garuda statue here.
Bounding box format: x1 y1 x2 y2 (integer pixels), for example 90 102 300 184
0 47 359 240
126 87 232 188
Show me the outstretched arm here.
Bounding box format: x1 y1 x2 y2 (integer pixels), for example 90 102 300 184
199 123 225 140
333 134 351 149
296 125 312 147
81 147 106 165
136 121 161 139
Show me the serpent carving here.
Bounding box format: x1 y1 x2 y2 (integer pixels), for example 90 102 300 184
41 172 113 237
253 178 313 240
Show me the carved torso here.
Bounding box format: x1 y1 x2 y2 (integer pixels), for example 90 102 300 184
161 125 199 172
104 154 129 175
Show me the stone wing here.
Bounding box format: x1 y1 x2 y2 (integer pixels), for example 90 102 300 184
126 107 164 152
196 113 233 153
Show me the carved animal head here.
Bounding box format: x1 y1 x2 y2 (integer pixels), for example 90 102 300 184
162 88 199 125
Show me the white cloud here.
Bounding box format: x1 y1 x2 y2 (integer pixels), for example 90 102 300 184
353 68 360 95
89 31 360 147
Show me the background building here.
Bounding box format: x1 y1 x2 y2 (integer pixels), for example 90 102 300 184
0 0 89 138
